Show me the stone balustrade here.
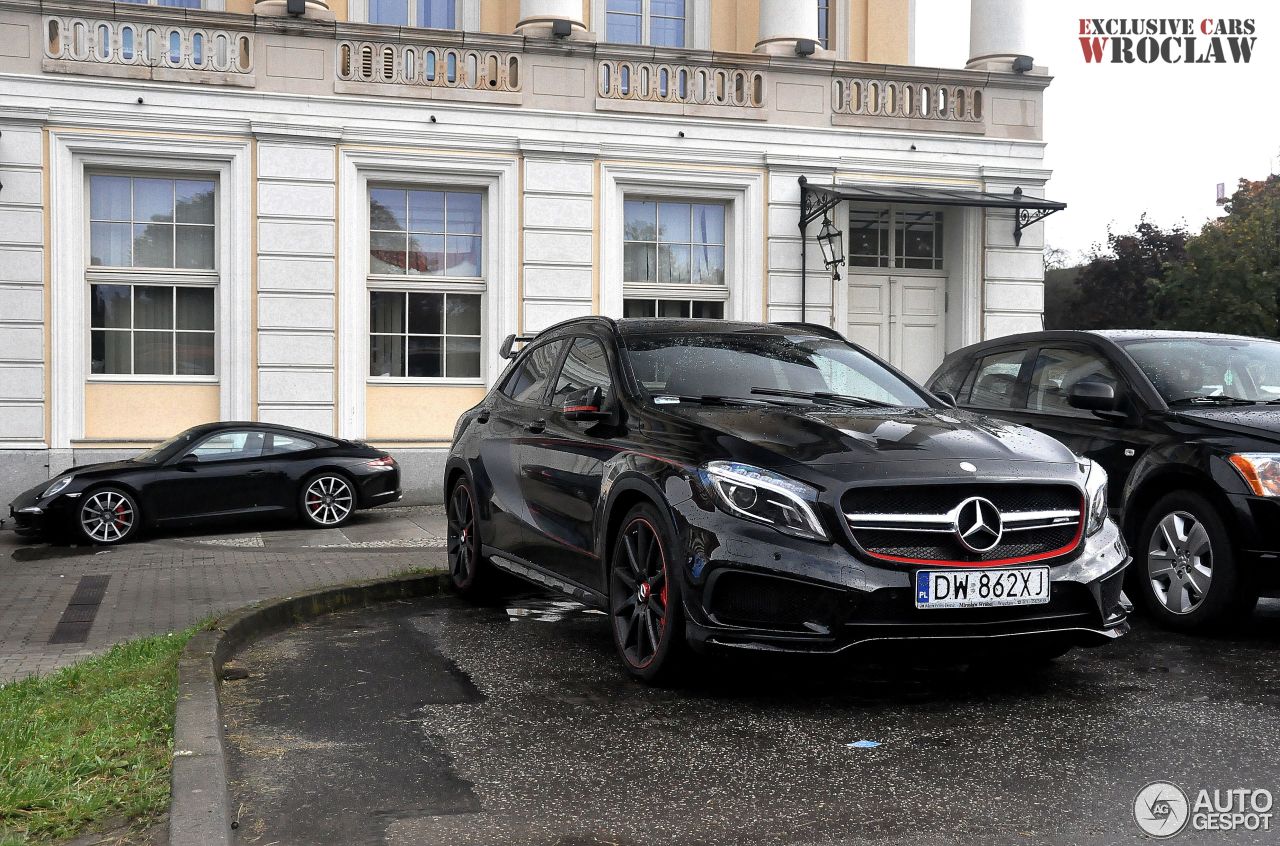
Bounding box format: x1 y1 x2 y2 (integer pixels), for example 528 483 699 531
597 59 765 109
43 15 252 77
337 40 522 94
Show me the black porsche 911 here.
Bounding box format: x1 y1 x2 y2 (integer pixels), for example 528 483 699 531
8 422 401 545
445 317 1132 683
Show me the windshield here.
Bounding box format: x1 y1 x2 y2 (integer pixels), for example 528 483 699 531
622 332 929 407
134 428 200 463
1123 337 1280 404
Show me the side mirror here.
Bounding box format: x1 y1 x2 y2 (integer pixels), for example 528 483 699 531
178 452 201 465
933 390 958 408
1068 381 1120 412
563 386 609 422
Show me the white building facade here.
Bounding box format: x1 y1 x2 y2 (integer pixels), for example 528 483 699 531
0 0 1056 504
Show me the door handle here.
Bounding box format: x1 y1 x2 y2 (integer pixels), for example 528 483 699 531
525 419 546 434
247 469 267 476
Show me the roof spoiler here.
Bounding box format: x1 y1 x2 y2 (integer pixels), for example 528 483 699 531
772 321 846 340
499 333 535 360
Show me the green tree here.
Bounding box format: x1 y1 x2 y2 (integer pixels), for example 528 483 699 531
1155 175 1280 338
1067 218 1189 330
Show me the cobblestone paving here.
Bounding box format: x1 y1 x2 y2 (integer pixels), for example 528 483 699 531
0 507 447 682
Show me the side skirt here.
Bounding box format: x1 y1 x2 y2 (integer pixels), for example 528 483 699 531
482 545 607 608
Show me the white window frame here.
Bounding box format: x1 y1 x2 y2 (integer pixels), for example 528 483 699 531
348 0 479 30
601 163 763 322
591 0 710 50
621 197 729 314
50 132 252 449
338 148 518 439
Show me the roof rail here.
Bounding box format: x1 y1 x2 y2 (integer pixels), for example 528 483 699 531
772 321 847 340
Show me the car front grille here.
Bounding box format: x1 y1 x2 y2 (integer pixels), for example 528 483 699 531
841 484 1084 566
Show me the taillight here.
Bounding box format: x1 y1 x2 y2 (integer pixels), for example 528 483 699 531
365 455 396 468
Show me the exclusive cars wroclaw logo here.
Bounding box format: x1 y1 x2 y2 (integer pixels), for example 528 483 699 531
1079 18 1256 64
1134 782 1190 839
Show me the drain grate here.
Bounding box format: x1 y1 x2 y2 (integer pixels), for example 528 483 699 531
48 575 110 645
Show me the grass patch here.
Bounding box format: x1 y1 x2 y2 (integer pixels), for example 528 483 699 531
0 626 203 845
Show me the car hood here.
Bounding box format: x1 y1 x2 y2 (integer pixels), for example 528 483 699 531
1171 406 1280 445
658 404 1079 469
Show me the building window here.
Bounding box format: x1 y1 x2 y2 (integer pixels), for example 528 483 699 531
817 0 831 49
847 208 945 271
623 299 723 319
367 0 456 28
368 291 481 378
367 185 485 381
86 172 218 378
606 0 685 47
90 284 215 375
89 174 216 270
369 187 482 277
622 198 726 319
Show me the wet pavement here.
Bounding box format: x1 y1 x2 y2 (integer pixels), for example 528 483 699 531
222 592 1280 845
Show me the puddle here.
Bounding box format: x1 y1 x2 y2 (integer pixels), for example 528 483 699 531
503 594 606 623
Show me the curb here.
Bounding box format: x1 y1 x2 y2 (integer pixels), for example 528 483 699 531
168 571 451 846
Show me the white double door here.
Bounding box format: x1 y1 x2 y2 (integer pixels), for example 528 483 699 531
845 271 946 383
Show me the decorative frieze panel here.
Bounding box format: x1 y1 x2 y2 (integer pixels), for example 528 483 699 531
832 77 984 123
43 16 253 76
597 60 765 109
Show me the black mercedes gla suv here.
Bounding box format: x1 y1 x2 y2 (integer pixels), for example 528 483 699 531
445 318 1131 682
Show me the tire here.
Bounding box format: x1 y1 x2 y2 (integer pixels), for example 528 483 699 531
1134 490 1257 631
608 502 690 685
298 472 357 529
446 478 491 598
75 486 141 546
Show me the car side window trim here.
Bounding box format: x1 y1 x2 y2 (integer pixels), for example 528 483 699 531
548 334 619 410
498 338 570 409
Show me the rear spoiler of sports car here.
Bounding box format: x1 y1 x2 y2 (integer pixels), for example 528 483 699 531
499 334 536 360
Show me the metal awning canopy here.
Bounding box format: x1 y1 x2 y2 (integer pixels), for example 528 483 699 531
795 176 1068 323
798 177 1067 247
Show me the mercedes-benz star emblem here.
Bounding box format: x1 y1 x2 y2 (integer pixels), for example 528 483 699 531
954 496 1003 553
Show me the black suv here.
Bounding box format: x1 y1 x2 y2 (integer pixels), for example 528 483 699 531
446 318 1129 682
929 330 1280 632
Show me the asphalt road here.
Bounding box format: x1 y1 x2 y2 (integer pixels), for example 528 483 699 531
223 593 1280 846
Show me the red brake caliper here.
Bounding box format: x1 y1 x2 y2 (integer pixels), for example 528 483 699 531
114 503 126 526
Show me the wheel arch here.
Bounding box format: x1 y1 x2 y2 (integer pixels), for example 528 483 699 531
1124 466 1238 543
597 475 680 587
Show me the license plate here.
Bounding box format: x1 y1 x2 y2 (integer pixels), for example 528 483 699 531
915 567 1050 609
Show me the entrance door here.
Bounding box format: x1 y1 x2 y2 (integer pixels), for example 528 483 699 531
846 273 945 383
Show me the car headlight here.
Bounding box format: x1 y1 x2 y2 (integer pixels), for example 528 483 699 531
1083 460 1109 536
701 461 828 542
1229 453 1280 496
41 475 73 499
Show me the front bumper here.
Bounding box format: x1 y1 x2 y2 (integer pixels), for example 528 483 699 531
671 499 1132 657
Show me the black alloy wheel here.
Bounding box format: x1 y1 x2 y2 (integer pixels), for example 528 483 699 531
447 479 487 596
609 503 686 683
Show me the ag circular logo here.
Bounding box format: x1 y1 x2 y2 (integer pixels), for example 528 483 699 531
1134 781 1190 838
953 496 1003 553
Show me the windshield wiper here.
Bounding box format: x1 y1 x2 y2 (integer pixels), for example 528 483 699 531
1168 395 1258 407
749 386 894 408
653 394 809 409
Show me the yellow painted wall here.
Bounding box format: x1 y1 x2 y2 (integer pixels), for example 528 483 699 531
481 0 520 32
849 0 909 63
84 383 221 440
366 385 486 441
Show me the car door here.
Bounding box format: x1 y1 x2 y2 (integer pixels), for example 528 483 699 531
480 338 567 562
518 335 619 591
1001 344 1152 511
260 431 321 512
147 429 271 521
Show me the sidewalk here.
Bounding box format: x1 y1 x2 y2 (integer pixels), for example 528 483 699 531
0 506 448 682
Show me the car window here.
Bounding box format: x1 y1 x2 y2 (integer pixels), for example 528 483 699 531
929 356 970 396
189 430 265 462
963 349 1028 410
267 433 319 455
1028 347 1121 417
1123 337 1280 403
499 340 565 405
551 338 614 406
